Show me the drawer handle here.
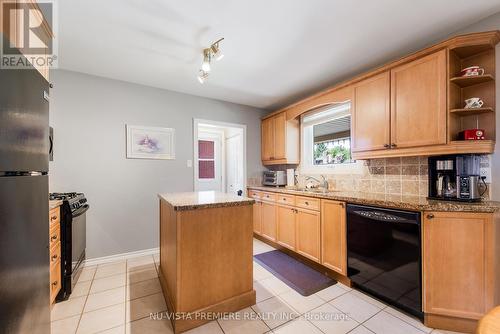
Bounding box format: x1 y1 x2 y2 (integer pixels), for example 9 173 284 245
51 254 58 261
51 235 58 241
50 215 57 221
282 198 286 201
426 214 435 219
52 281 58 287
305 201 309 205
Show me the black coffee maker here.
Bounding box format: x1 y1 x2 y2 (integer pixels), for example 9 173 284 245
428 154 486 202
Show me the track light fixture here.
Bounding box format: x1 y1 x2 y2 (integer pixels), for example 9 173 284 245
197 38 224 83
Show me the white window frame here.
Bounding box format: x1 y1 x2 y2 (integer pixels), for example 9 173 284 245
299 103 364 175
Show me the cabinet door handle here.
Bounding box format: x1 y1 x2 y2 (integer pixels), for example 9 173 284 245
50 215 57 221
50 235 58 241
391 143 397 148
426 214 435 219
51 254 58 261
52 281 58 287
384 144 390 148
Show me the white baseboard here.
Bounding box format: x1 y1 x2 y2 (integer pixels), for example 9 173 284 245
84 247 159 267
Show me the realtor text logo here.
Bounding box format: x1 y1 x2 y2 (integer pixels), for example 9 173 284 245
1 0 57 70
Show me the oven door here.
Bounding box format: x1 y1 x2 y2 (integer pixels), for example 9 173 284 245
71 205 88 284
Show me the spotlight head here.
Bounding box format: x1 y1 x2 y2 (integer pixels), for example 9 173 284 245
211 44 224 61
197 70 209 84
202 49 211 72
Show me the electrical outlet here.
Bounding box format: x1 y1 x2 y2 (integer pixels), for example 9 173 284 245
187 160 192 168
480 166 491 183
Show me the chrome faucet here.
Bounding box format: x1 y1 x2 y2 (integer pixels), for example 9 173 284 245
306 175 329 190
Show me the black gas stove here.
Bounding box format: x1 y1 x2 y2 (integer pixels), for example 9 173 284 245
49 192 89 301
50 192 88 212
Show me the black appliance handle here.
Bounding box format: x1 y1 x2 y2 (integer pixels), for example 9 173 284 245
49 135 53 155
72 204 89 218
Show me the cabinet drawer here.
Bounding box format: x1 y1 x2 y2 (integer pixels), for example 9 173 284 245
295 196 320 211
248 190 261 200
261 192 277 202
50 260 61 303
49 225 60 249
277 194 295 206
50 242 61 268
49 207 60 229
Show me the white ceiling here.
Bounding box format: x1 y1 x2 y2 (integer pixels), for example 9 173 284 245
57 0 500 110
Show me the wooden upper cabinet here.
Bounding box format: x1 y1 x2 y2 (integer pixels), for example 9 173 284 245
261 112 299 165
390 49 447 149
261 117 274 161
423 211 497 321
351 71 391 152
273 112 286 160
320 200 346 275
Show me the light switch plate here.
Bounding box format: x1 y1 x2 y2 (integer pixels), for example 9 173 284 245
187 160 192 168
480 155 491 183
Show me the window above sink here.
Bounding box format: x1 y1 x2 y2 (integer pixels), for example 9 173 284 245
300 102 363 175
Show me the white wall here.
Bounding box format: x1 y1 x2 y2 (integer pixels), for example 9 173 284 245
49 70 266 259
451 13 500 200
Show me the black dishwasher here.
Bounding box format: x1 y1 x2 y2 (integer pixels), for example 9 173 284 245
346 204 422 319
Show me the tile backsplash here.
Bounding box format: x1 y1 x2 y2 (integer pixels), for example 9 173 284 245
297 156 429 197
250 155 492 199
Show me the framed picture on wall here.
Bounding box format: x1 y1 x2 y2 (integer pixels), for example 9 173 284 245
126 125 175 160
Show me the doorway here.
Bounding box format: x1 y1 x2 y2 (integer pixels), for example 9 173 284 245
193 119 246 194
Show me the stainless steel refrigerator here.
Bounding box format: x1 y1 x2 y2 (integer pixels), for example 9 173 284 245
0 35 51 334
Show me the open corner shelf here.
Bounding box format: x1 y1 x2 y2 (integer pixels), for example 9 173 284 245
449 74 494 88
449 107 494 116
448 140 495 154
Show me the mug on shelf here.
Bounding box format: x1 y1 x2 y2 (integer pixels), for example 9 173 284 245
464 97 484 109
460 66 485 77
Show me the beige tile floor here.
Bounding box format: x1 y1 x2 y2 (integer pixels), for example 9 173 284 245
51 239 465 334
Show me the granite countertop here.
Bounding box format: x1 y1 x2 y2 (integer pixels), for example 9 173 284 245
158 191 255 211
49 199 63 210
248 185 500 213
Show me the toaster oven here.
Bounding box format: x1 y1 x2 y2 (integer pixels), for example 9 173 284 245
263 171 287 186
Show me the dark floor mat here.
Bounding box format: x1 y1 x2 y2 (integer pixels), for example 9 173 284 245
254 250 336 296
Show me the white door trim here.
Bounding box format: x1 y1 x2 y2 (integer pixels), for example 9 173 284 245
193 118 247 192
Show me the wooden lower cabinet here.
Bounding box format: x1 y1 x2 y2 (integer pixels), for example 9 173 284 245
261 201 277 241
296 207 321 263
320 200 347 275
276 204 296 250
49 206 61 304
253 200 262 234
423 211 499 331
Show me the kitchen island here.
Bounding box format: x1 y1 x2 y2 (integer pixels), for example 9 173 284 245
158 191 255 333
